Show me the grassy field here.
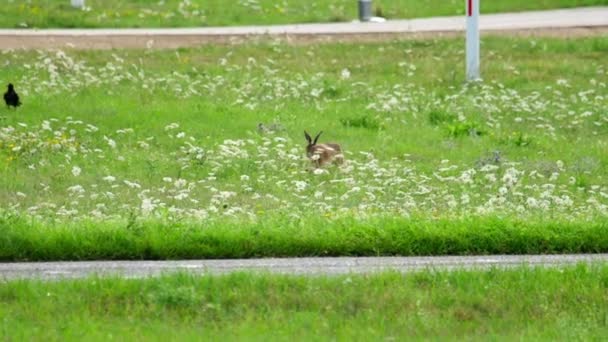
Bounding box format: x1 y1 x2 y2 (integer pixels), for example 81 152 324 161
1 265 608 340
0 36 607 259
2 0 608 28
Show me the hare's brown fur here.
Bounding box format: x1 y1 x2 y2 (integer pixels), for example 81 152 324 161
305 131 344 167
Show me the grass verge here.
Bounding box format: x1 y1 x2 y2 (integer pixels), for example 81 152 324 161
1 265 608 340
2 216 608 261
4 0 608 28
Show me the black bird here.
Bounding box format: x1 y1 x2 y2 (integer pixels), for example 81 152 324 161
4 83 21 109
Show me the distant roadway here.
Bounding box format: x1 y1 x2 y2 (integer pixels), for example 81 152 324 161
0 7 606 49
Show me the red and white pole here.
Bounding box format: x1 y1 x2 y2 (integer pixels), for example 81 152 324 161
466 0 480 81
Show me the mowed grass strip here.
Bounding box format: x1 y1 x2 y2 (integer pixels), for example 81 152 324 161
2 216 608 261
1 266 608 340
4 0 608 29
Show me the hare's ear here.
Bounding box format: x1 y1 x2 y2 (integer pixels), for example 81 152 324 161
304 131 312 144
313 131 323 145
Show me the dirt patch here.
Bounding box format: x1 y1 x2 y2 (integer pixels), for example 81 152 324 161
0 26 606 50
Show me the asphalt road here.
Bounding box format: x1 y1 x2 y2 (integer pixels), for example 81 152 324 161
1 254 607 280
0 7 606 49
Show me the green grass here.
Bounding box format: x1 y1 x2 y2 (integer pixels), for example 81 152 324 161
2 216 608 261
1 36 607 259
2 266 608 340
3 0 608 28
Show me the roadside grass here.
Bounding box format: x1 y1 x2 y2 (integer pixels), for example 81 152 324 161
3 0 608 28
2 216 608 261
1 265 608 340
0 36 607 259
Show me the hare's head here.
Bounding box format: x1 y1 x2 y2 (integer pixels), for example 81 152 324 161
304 130 323 158
304 130 344 167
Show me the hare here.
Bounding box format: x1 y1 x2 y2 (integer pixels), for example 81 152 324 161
305 131 344 167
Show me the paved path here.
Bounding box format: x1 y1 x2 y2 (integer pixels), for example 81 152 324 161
0 7 606 49
1 254 607 280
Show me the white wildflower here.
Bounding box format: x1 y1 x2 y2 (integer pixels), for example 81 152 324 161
103 175 116 183
67 185 85 194
141 198 155 216
104 136 117 149
459 169 476 184
501 168 520 186
123 180 141 189
341 68 351 79
165 123 179 131
174 192 189 201
174 179 187 188
293 180 307 193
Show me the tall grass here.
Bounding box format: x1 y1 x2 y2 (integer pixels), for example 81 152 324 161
2 216 608 261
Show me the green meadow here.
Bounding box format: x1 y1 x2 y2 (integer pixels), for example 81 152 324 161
2 0 607 28
1 11 608 342
0 36 607 259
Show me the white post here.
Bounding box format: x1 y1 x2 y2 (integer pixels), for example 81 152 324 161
466 0 480 81
71 0 85 9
